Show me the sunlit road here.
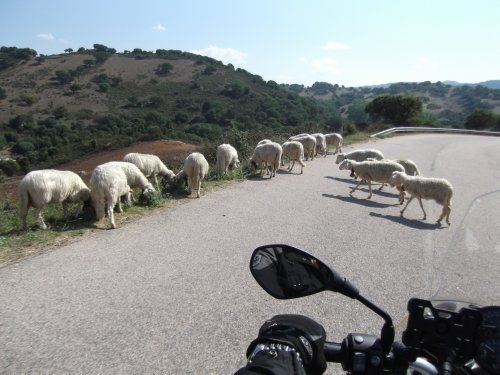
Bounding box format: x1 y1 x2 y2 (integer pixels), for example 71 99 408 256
1 134 499 374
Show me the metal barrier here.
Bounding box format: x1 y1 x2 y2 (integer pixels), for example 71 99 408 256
370 127 500 138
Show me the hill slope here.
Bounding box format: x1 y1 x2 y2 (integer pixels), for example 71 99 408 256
1 47 500 175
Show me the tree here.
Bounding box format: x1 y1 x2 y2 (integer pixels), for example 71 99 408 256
464 109 498 130
64 48 73 53
347 99 368 125
156 62 173 75
365 94 422 124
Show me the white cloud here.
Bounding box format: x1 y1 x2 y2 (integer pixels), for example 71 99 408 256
415 56 439 71
190 45 248 65
37 33 54 40
152 24 166 32
323 41 352 51
311 58 340 75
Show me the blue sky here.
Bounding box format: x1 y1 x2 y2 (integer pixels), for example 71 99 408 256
1 0 499 87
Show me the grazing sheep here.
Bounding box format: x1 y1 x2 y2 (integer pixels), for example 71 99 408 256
18 169 91 230
101 161 155 194
336 149 385 178
311 133 327 157
250 142 283 178
257 139 273 145
389 171 453 226
216 144 240 176
339 159 405 200
176 152 210 198
325 133 343 154
281 141 306 174
90 164 131 229
288 134 316 161
122 152 175 190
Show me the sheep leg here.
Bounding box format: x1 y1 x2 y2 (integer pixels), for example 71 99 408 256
350 179 364 195
416 197 427 220
289 160 295 172
106 199 116 229
196 177 202 198
437 205 451 225
367 180 373 199
400 196 414 215
154 175 160 191
34 207 47 230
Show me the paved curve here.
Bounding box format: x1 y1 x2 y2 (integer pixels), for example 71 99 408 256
1 134 499 374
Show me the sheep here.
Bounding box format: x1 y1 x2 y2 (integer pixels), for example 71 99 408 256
216 144 240 177
339 159 405 200
257 139 273 145
101 161 155 194
389 171 453 226
250 142 283 178
18 169 91 230
122 152 175 190
281 141 306 174
175 152 209 198
366 158 421 203
336 149 385 178
325 133 343 154
288 134 316 161
311 133 327 157
89 164 131 229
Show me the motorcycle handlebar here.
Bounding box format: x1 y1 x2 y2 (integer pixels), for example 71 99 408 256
323 341 343 363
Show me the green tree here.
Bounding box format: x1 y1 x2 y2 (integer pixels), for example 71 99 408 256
365 94 422 124
464 109 498 130
347 99 368 125
157 62 173 75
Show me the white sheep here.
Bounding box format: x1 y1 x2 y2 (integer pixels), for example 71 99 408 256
288 134 316 161
101 161 155 194
176 152 210 198
389 171 453 226
336 149 385 178
281 141 306 174
339 159 405 200
216 144 240 176
311 133 327 157
18 169 91 230
89 164 131 229
366 158 421 203
250 142 283 178
325 133 343 154
257 139 273 145
122 152 175 190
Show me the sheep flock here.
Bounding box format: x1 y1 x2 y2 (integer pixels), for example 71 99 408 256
16 131 454 230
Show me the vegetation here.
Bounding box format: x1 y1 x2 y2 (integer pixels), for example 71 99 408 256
1 44 499 175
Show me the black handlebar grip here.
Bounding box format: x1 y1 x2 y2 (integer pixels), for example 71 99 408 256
324 341 343 363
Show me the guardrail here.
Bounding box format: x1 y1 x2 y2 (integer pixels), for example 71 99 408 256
371 127 500 138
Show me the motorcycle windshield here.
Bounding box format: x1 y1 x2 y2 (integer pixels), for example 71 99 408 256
430 191 500 307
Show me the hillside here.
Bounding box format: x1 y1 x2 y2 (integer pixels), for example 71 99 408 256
0 47 344 173
1 46 500 176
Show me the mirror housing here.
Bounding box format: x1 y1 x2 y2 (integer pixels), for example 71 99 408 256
250 244 359 300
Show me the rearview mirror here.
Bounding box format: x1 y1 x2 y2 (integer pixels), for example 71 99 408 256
250 244 339 299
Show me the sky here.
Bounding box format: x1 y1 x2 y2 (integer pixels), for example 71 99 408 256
1 0 499 87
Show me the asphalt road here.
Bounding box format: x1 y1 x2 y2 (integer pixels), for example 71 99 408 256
1 134 499 374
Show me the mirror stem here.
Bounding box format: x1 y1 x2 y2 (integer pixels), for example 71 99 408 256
356 294 395 354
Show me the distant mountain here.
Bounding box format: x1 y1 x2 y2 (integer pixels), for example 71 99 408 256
443 80 500 89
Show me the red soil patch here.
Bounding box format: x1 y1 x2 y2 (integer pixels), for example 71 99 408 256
0 140 197 200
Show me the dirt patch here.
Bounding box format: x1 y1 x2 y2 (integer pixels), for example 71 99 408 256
0 140 197 200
